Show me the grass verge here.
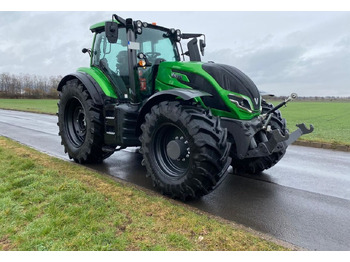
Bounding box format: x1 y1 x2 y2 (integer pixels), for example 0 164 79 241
0 137 287 251
0 99 57 115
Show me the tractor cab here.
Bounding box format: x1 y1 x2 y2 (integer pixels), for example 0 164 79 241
89 14 205 103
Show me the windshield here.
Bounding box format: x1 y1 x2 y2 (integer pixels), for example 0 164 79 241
136 27 180 63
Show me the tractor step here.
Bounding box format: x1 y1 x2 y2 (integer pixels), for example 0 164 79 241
102 146 116 153
103 102 141 147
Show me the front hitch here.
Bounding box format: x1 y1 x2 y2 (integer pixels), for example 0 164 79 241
282 123 314 147
245 93 314 158
261 93 298 130
245 123 314 158
260 93 314 148
221 93 314 159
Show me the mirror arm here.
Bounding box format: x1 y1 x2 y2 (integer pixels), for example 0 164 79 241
82 48 91 57
112 14 126 26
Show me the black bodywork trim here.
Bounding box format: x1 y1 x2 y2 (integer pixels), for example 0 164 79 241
202 63 261 111
172 69 231 112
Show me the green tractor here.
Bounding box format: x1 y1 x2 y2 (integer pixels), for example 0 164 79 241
57 14 313 200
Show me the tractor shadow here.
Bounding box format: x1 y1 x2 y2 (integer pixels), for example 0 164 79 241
85 148 154 190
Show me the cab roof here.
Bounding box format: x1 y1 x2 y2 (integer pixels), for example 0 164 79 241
90 21 120 33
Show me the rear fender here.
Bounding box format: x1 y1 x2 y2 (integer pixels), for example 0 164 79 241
57 72 105 105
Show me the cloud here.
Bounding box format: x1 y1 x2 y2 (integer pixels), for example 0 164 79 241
0 11 349 96
203 12 350 96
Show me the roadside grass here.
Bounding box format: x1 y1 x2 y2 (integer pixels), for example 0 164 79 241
0 137 287 251
1 98 348 146
272 101 350 146
0 99 57 115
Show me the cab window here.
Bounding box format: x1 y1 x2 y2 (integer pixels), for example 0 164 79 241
92 28 129 96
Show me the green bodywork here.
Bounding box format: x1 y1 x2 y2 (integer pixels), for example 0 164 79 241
81 20 260 121
155 61 260 120
79 60 260 120
78 67 118 99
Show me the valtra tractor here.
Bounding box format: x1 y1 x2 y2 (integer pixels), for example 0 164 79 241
57 14 314 200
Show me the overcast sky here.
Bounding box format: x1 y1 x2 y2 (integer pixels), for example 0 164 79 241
0 10 349 97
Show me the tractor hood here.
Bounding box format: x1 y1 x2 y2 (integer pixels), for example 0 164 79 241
155 61 261 118
202 63 261 111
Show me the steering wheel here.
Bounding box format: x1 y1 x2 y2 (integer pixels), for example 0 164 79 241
145 52 161 60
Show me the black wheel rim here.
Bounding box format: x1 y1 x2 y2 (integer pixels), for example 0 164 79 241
64 97 87 147
152 123 191 179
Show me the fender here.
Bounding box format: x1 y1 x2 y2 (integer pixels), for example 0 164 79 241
135 88 212 135
57 72 105 105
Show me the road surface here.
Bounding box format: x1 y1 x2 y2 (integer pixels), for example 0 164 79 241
1 109 350 250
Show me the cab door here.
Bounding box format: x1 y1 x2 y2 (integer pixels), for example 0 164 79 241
92 28 130 99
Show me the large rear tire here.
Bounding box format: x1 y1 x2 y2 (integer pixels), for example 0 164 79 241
232 100 287 175
140 101 231 200
57 79 113 163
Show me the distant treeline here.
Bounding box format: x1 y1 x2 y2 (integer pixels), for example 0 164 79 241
1 72 350 101
268 96 350 101
0 73 62 99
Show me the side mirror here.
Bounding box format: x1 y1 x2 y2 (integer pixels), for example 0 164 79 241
105 22 118 43
199 39 206 56
82 48 91 57
186 38 201 62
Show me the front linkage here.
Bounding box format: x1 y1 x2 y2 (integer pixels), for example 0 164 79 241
222 93 314 161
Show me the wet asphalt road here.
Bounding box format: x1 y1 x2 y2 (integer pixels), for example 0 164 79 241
1 109 350 250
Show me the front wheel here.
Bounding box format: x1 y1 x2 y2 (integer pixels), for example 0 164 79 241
140 101 231 200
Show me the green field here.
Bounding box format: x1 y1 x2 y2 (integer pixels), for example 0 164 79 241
0 99 57 115
0 137 287 251
272 101 350 146
0 99 349 146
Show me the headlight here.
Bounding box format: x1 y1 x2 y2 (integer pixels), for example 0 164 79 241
228 94 253 113
135 20 142 34
136 20 142 28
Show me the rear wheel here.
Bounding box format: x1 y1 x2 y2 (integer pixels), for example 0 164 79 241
140 101 231 200
232 100 287 175
58 79 113 163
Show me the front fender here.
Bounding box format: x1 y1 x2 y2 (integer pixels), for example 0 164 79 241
135 88 212 136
